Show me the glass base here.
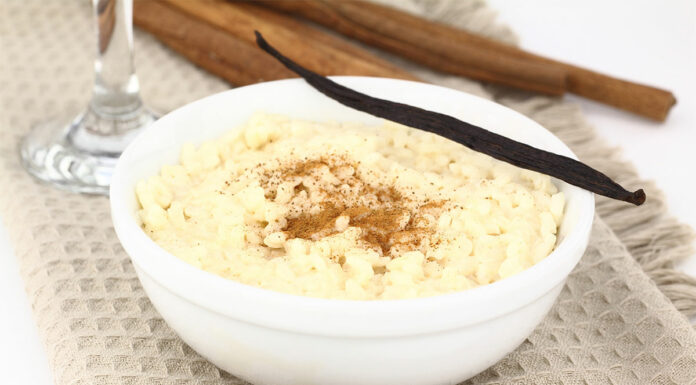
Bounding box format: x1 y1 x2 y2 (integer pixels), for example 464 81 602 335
19 106 158 195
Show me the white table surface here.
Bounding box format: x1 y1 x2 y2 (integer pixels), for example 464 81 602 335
1 1 694 383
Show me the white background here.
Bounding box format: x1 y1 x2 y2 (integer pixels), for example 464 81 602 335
1 1 694 383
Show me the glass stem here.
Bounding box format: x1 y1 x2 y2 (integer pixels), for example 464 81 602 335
19 0 157 194
90 0 143 125
67 0 154 155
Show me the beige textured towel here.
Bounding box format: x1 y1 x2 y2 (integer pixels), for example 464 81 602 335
0 1 695 384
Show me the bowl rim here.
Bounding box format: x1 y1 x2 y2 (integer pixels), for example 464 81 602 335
110 76 595 337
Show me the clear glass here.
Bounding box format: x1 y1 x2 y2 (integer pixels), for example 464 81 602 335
19 0 157 195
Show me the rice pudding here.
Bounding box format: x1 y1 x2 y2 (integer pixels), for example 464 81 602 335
136 113 564 300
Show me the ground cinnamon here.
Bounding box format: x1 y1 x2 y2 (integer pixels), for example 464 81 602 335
284 202 344 240
284 203 428 255
258 156 440 256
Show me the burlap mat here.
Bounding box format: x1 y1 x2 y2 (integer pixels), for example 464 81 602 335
1 1 695 384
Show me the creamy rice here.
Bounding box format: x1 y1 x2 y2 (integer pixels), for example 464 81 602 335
136 113 564 300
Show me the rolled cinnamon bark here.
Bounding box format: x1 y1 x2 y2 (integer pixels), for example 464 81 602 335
254 0 676 121
247 0 566 95
160 0 418 81
134 0 293 85
133 0 418 86
228 1 410 76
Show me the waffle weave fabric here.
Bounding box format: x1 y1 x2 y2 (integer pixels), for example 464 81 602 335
0 1 694 384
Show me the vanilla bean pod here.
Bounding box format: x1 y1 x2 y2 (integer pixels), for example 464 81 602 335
255 31 645 205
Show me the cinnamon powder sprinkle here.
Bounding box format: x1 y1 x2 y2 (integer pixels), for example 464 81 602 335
285 203 428 255
259 155 442 256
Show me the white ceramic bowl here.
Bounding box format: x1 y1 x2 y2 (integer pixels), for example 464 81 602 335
110 77 594 385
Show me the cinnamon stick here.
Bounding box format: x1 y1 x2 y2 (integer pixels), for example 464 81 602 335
227 1 409 76
246 0 565 96
355 0 677 122
134 0 293 85
160 0 418 81
253 0 676 121
133 0 417 86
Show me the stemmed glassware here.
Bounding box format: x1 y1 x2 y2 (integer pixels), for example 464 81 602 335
19 0 157 195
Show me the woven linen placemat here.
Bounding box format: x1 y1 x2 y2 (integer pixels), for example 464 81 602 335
1 1 695 384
